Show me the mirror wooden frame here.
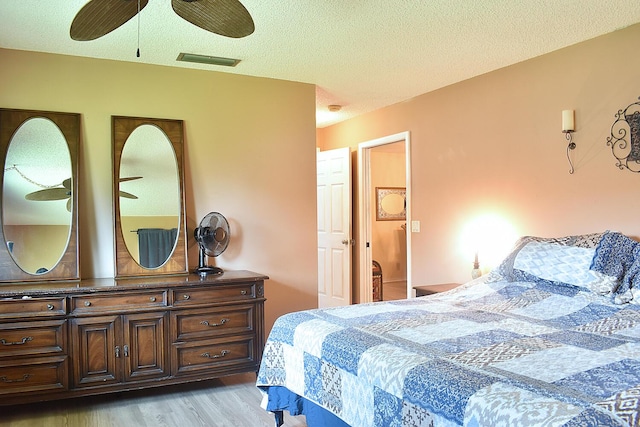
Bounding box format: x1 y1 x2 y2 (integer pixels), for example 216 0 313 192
112 116 188 278
375 186 406 221
0 108 80 283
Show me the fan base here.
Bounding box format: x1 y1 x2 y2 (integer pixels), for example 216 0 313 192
195 266 224 276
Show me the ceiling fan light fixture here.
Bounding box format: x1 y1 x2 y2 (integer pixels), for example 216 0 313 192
176 52 240 67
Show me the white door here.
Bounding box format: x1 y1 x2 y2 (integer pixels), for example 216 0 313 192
317 147 352 307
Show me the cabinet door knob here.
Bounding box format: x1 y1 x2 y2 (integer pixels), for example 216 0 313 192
115 346 120 358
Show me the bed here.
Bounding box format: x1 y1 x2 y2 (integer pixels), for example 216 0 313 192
257 231 640 426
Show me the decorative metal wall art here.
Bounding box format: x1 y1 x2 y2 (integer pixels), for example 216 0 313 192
607 96 640 173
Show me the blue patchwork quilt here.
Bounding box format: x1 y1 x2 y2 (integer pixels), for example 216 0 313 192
257 279 640 426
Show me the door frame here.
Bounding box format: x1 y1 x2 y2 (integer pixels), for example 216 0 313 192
358 131 411 303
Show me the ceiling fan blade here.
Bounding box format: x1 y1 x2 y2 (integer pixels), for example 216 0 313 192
120 176 143 182
70 0 149 41
172 0 254 39
25 188 71 201
119 190 138 199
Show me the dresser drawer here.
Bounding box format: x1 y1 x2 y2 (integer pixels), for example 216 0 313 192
70 291 168 314
172 305 255 342
0 319 66 358
0 297 66 319
0 356 68 395
172 284 256 307
172 336 256 376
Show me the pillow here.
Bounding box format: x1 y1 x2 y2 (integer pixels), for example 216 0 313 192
486 232 607 283
590 231 640 304
511 241 614 294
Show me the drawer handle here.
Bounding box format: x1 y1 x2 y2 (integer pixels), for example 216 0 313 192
200 318 229 327
150 296 157 302
46 304 54 310
0 336 33 346
0 374 31 383
240 290 247 295
201 350 230 359
84 301 91 307
183 294 190 300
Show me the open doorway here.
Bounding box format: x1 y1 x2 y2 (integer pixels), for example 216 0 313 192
358 132 411 303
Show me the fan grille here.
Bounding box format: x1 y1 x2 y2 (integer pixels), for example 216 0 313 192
196 212 230 257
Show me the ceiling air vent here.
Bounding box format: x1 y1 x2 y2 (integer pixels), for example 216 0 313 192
176 53 240 67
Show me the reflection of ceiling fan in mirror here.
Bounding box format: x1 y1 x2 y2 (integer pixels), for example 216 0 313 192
119 176 142 200
24 176 143 211
25 178 73 212
70 0 255 42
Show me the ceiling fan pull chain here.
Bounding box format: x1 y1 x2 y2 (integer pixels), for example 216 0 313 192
4 165 61 189
136 0 141 57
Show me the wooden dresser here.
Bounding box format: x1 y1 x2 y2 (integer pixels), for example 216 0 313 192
0 271 267 405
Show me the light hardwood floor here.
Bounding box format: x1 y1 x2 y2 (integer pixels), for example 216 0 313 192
383 280 408 301
1 373 307 427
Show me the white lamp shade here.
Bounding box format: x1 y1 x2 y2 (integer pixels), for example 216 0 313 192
562 110 575 132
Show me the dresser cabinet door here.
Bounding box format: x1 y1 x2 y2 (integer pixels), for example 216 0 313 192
71 312 169 387
70 315 121 387
123 312 169 382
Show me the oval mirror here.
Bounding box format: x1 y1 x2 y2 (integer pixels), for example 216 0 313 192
113 116 187 278
381 193 405 215
2 118 72 274
119 124 180 269
0 108 80 283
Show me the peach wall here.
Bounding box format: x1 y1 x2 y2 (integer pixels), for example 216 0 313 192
4 225 68 273
0 48 318 333
318 23 640 287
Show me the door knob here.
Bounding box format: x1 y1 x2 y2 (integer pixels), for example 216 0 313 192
342 239 355 245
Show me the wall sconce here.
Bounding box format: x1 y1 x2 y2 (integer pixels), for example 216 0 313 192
562 110 576 174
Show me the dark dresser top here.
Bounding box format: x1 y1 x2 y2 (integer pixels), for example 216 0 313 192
0 270 268 297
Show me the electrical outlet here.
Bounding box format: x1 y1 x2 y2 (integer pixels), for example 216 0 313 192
411 220 420 233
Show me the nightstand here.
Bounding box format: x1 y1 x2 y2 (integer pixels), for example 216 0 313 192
413 283 461 297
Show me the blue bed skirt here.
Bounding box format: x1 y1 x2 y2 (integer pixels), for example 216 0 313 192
261 385 350 427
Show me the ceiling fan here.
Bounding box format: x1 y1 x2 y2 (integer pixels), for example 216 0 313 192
25 178 73 212
24 176 141 212
70 0 255 42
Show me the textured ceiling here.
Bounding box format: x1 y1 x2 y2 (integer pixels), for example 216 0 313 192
1 1 639 128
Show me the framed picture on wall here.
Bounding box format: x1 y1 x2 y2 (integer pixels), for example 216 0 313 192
376 187 406 221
